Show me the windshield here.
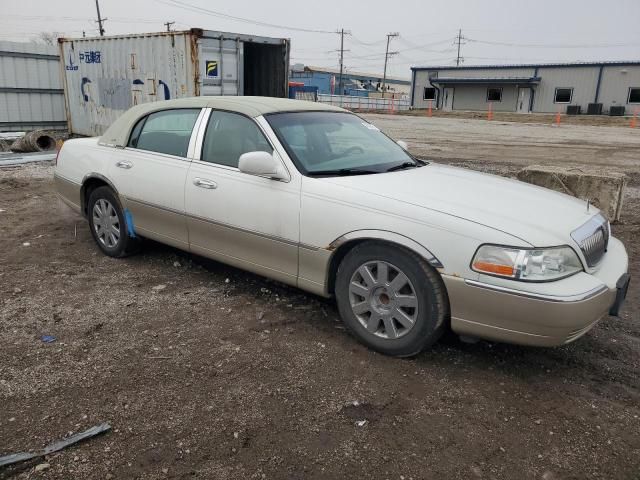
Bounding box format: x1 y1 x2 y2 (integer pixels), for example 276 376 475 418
266 111 420 176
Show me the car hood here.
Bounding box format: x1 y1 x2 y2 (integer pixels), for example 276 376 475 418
321 163 596 247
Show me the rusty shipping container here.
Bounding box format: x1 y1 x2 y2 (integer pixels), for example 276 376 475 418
59 29 290 136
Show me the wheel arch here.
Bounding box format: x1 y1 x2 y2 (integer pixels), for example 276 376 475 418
325 230 444 295
80 173 118 217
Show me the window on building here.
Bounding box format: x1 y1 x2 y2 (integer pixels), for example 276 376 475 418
423 87 436 101
201 111 273 168
628 88 640 104
554 88 573 103
128 109 201 157
487 88 502 102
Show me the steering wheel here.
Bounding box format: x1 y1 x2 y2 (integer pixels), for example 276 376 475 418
342 146 365 155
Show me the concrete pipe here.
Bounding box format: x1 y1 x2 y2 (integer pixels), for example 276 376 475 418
10 131 57 153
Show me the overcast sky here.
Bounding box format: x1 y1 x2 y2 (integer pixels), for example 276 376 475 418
2 0 640 79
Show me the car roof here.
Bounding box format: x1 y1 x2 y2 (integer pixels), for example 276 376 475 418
99 96 348 147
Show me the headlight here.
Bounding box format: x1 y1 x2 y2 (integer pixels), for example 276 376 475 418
471 245 583 281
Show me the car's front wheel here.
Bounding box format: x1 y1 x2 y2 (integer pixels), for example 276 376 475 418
87 186 139 257
335 241 448 357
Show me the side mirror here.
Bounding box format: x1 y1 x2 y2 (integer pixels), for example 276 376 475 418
397 140 409 150
238 151 287 180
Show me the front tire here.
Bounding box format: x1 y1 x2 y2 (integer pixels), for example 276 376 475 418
87 186 139 257
335 242 448 357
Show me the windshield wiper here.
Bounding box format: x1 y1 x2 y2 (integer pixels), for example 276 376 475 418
386 161 419 172
307 168 379 177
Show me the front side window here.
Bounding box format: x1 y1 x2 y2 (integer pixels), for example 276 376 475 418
487 87 502 102
424 87 436 100
128 109 200 157
266 111 419 176
554 88 573 103
628 87 640 104
201 111 273 168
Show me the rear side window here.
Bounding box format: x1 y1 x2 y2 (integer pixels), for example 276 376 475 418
201 111 272 168
128 109 200 157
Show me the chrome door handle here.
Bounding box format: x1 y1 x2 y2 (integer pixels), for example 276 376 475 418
193 178 217 189
116 160 133 169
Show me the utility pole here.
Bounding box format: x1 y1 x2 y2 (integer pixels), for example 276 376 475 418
95 0 106 36
382 32 399 98
336 28 351 95
455 28 466 66
164 21 175 32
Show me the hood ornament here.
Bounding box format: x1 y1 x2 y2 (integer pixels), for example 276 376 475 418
586 199 590 212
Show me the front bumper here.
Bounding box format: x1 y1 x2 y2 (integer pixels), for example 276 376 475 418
443 237 629 347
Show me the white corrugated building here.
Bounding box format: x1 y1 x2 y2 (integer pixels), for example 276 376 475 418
0 41 66 131
410 61 640 115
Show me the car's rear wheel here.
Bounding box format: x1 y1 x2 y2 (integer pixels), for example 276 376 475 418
335 241 448 357
88 186 139 257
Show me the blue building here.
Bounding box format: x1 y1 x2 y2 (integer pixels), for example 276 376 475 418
290 65 411 96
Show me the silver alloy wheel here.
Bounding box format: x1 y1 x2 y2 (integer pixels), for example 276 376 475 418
92 199 121 248
348 260 419 339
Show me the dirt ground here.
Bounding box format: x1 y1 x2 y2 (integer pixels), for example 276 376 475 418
1 115 639 480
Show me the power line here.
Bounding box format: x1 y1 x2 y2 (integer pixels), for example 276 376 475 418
164 21 175 32
154 0 336 34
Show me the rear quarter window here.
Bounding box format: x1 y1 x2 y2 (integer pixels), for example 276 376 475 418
128 109 200 157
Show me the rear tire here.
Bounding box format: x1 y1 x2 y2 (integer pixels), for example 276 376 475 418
335 241 448 357
87 186 140 258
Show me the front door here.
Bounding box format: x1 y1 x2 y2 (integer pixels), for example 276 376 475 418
442 87 454 111
185 109 300 286
108 108 202 250
517 87 532 113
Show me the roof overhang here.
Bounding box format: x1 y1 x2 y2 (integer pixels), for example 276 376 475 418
430 76 541 85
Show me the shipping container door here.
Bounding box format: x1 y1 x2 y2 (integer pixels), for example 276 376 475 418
199 37 241 96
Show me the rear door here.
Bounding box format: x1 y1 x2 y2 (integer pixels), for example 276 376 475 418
442 87 454 111
517 87 531 113
185 109 300 285
109 108 204 249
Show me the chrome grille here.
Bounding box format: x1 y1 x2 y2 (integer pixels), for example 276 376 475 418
571 214 609 267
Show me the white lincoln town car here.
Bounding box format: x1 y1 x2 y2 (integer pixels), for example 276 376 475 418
54 97 630 356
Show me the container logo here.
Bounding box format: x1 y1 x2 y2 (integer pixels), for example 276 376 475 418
206 60 219 78
65 52 79 71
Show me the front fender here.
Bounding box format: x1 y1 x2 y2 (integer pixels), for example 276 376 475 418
329 229 443 268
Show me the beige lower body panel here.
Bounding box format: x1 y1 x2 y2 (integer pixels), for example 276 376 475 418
443 275 616 347
124 198 189 250
298 246 332 296
188 216 299 288
54 174 82 214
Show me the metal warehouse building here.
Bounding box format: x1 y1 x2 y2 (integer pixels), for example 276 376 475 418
410 61 640 115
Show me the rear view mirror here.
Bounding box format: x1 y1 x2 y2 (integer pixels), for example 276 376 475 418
238 151 288 180
397 140 409 150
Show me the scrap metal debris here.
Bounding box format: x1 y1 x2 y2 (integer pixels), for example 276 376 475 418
9 131 56 153
0 422 111 468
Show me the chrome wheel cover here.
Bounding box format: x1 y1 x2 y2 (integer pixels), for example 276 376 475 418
92 199 121 248
348 261 418 339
